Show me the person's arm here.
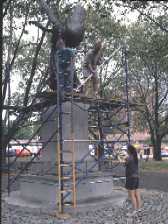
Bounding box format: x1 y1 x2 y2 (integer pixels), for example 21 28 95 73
70 50 76 70
88 63 96 74
124 154 130 165
96 50 103 65
84 51 96 74
70 55 75 65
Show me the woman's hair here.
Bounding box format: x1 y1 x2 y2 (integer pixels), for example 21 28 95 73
127 144 138 164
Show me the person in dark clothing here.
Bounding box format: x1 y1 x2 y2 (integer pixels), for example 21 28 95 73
47 33 81 92
125 144 141 211
48 37 76 95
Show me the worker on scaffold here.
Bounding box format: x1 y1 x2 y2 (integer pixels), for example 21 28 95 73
48 32 77 98
56 37 75 95
83 41 103 98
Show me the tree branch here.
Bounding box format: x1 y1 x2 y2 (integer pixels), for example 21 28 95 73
2 4 29 107
126 3 168 33
158 88 168 108
23 22 49 107
29 21 52 32
3 0 12 17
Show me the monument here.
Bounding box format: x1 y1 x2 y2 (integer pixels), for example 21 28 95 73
19 100 114 205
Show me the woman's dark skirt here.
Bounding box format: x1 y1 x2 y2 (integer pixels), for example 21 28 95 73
125 177 139 190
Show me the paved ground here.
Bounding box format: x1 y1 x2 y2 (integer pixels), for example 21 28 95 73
2 188 168 224
2 162 168 192
2 164 168 224
140 170 168 192
113 170 168 192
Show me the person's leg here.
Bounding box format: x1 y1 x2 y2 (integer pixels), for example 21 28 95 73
73 70 80 88
92 75 99 96
135 189 141 209
128 190 138 210
84 78 92 97
83 69 92 96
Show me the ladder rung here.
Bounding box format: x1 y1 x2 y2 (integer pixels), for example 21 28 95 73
60 163 72 167
61 176 72 180
64 201 73 206
89 126 97 128
60 189 72 193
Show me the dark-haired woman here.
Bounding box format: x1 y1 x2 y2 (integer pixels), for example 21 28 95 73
125 144 141 211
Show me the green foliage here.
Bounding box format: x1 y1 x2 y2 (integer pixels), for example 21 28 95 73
132 111 148 132
85 4 127 42
13 115 41 139
125 18 168 160
14 124 40 139
14 126 33 139
141 160 168 172
3 0 168 161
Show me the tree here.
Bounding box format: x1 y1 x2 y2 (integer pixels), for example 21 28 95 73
2 0 86 164
84 4 128 99
3 0 168 163
127 20 168 160
1 0 4 171
122 1 168 33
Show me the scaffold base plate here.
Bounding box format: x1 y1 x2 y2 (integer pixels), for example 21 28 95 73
52 211 72 219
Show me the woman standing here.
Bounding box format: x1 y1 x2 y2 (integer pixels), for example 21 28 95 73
125 144 141 211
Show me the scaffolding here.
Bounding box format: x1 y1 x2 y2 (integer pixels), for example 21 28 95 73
2 43 136 216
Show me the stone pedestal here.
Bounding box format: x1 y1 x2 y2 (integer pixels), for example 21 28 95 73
19 174 113 204
40 102 92 163
5 101 124 209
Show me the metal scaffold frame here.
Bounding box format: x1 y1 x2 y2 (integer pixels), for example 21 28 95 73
2 42 134 215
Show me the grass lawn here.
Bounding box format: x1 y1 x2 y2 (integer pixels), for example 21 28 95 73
140 159 168 172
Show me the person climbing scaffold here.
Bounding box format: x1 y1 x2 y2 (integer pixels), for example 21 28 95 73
48 34 79 97
56 37 75 94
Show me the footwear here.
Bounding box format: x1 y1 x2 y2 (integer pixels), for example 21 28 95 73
126 210 137 217
122 199 132 209
136 208 144 213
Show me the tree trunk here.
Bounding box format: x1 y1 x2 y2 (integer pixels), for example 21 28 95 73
1 1 5 166
152 137 162 161
1 135 7 166
23 28 47 106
